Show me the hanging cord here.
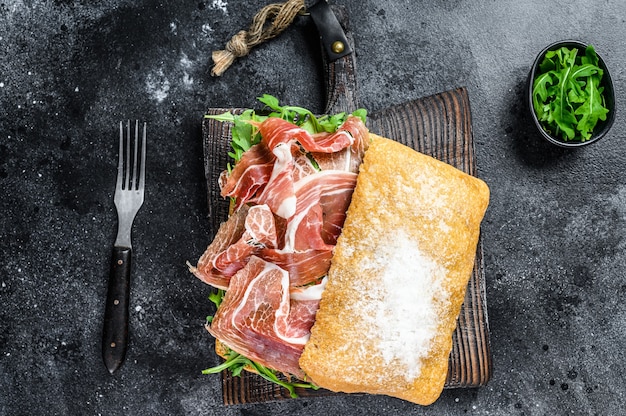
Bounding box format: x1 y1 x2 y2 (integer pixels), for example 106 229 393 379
211 0 306 76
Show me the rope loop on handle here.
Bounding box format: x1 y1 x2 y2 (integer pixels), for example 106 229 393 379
211 0 306 76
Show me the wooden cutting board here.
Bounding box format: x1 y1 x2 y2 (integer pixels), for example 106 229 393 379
200 6 491 405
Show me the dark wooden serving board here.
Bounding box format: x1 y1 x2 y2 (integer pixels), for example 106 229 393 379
200 6 491 405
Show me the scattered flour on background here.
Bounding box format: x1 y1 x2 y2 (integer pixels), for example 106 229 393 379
145 68 170 103
179 52 194 87
201 23 214 42
179 52 192 69
202 23 213 35
609 184 626 218
211 0 228 14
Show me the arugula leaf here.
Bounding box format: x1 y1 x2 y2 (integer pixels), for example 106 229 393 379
205 289 225 324
248 360 320 398
205 111 236 123
532 45 609 142
201 347 319 398
208 289 225 308
532 72 554 120
351 108 368 124
257 93 281 111
202 349 250 376
575 77 609 140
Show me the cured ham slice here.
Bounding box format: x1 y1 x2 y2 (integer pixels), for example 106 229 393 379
280 278 328 343
190 205 250 289
275 298 320 345
257 117 353 154
283 170 357 252
311 115 370 173
207 256 316 378
292 149 318 180
194 113 370 378
259 248 332 287
212 204 278 272
220 144 275 211
191 204 277 289
254 141 297 219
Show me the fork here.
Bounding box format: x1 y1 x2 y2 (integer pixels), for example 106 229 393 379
102 120 146 374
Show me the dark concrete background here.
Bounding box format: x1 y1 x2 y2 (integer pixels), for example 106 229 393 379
1 1 625 415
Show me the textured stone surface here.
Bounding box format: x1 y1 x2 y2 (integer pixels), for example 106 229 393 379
1 0 625 415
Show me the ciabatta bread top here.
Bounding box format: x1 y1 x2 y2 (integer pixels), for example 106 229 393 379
299 134 490 405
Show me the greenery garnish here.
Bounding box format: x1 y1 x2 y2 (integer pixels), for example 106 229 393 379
532 45 609 142
205 94 367 164
205 109 262 164
202 348 319 398
205 289 225 324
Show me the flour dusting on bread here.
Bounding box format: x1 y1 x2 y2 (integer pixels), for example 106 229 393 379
368 230 448 381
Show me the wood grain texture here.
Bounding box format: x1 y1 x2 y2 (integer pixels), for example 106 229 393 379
320 6 359 115
203 108 242 235
201 87 492 405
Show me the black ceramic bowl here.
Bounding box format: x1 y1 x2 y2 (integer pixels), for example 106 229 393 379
527 40 615 148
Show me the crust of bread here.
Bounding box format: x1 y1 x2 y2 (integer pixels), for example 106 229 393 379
298 134 490 405
214 339 229 360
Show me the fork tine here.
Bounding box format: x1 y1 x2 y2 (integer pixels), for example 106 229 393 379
132 120 139 191
125 120 131 191
138 122 146 190
115 120 146 192
117 121 124 189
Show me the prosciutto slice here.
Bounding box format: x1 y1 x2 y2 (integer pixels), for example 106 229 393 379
258 117 353 154
194 114 369 377
283 170 357 252
213 204 278 271
311 115 370 172
259 248 332 287
254 141 297 219
191 204 277 289
190 205 250 289
220 144 274 212
207 256 319 378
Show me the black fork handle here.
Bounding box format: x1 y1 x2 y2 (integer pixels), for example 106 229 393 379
102 246 131 374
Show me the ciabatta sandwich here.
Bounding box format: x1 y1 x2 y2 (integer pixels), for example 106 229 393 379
190 96 489 404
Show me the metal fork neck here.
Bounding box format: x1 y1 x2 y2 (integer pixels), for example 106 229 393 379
114 213 136 248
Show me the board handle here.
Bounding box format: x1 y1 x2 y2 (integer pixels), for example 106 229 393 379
309 2 360 115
